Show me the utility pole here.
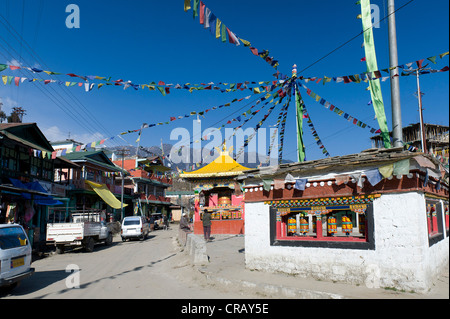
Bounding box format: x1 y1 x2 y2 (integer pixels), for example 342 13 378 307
415 70 427 153
116 147 129 221
388 0 403 147
402 66 430 153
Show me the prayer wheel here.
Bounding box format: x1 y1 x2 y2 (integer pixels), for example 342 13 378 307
287 217 297 234
358 214 366 234
218 190 232 206
299 217 309 234
327 216 337 235
341 215 353 235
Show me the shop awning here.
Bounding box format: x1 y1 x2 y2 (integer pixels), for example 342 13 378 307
85 180 128 210
8 178 63 206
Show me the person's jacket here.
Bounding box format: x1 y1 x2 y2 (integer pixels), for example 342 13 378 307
202 212 212 226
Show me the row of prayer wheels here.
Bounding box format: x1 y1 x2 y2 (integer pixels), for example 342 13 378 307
287 214 366 236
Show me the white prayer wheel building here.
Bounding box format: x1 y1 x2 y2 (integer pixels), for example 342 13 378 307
237 148 449 293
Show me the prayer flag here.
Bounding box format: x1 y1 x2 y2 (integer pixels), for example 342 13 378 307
294 179 307 191
393 159 410 175
262 179 272 192
226 27 240 46
193 0 199 18
221 22 227 42
210 13 217 35
199 1 205 24
379 164 394 179
216 19 221 38
184 0 191 11
204 7 212 28
360 0 391 149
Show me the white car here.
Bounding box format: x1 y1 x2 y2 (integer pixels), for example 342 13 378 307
121 216 149 241
0 224 35 290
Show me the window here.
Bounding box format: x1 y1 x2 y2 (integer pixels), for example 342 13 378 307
425 197 445 247
0 226 28 250
444 202 449 235
267 195 377 250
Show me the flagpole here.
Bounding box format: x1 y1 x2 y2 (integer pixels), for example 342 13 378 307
388 0 403 147
293 65 299 162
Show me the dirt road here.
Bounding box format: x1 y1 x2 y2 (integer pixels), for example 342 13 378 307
1 227 255 299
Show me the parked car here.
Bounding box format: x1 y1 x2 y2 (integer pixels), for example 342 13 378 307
0 224 35 290
46 210 113 254
121 216 149 241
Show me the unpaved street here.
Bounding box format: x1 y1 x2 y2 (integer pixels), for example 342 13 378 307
0 227 254 299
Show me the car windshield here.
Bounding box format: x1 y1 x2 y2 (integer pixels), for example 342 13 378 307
123 219 140 226
0 227 28 250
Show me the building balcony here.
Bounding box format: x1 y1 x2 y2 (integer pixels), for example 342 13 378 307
138 193 171 203
130 170 173 185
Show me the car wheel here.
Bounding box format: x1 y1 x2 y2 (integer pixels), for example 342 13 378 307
56 244 65 254
84 237 95 252
105 233 113 246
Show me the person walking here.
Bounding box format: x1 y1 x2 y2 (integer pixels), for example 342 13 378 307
202 209 212 242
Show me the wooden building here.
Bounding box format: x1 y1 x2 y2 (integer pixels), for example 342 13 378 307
112 156 172 219
0 123 76 249
238 148 448 293
61 150 131 221
370 123 449 159
180 146 251 235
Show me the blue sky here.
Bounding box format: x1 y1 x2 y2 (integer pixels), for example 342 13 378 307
0 0 448 164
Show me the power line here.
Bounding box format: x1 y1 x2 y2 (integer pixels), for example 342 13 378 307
0 13 123 147
298 0 415 74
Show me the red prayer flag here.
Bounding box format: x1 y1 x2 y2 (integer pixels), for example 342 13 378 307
199 1 205 24
249 47 258 56
9 65 21 70
416 59 424 69
14 77 20 86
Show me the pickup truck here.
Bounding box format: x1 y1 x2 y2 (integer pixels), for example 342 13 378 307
46 210 113 254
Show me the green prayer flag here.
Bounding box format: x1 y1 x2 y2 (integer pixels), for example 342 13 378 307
295 87 306 162
360 0 391 149
393 159 410 175
193 0 199 18
221 23 227 42
157 86 166 96
262 179 273 192
427 56 437 64
0 64 7 72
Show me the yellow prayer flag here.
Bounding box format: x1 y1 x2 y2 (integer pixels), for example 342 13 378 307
216 19 221 38
184 0 191 12
379 164 394 179
239 38 251 47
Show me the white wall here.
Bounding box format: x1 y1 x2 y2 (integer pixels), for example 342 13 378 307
244 192 449 292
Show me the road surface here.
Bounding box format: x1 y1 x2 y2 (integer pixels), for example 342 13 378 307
0 226 255 299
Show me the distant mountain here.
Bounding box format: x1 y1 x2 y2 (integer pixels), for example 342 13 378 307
106 143 293 171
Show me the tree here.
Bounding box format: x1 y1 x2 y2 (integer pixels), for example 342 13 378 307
0 110 6 123
7 107 26 123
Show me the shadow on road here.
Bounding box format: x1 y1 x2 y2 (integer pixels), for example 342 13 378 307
0 269 69 298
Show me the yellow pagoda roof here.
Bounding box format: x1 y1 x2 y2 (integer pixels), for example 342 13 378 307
180 146 251 178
